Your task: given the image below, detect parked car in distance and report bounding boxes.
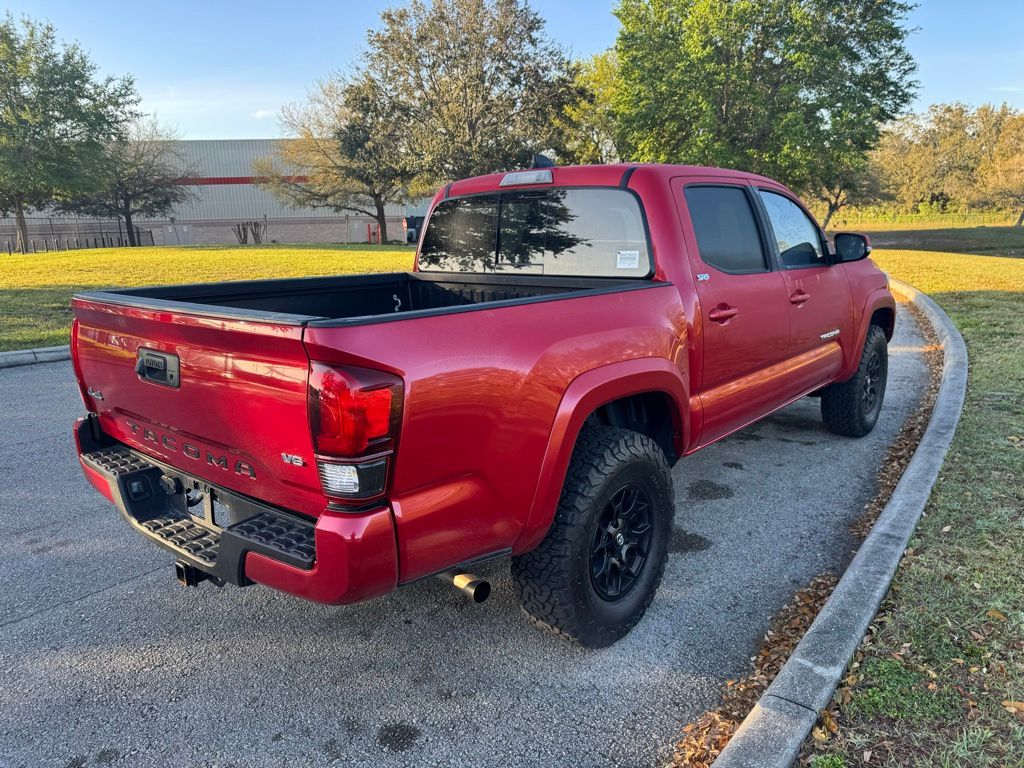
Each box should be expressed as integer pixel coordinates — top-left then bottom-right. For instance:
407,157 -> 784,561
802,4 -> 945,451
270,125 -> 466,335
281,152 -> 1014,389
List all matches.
404,215 -> 425,244
71,162 -> 893,647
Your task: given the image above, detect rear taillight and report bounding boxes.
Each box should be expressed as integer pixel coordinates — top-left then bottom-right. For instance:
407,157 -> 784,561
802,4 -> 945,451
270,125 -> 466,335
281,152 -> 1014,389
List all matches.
307,363 -> 403,504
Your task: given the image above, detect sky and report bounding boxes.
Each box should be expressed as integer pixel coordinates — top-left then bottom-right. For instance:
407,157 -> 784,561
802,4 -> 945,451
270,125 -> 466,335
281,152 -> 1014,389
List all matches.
8,0 -> 1024,140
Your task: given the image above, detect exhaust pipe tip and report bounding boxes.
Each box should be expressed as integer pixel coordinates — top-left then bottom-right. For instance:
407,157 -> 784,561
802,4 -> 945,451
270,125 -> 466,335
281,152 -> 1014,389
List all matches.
439,571 -> 491,603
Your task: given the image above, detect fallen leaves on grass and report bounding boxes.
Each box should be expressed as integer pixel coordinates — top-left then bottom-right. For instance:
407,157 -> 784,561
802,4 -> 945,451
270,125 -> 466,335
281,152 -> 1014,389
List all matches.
669,574 -> 839,767
796,299 -> 952,766
1002,701 -> 1024,722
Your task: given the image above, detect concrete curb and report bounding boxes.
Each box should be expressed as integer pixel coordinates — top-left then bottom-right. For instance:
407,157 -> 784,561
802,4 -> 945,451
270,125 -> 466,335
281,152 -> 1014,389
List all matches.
0,345 -> 71,369
713,280 -> 968,768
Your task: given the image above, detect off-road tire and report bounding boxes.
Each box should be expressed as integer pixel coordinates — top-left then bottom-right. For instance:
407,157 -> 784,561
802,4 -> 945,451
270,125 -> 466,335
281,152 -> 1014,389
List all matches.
511,426 -> 673,648
821,324 -> 889,437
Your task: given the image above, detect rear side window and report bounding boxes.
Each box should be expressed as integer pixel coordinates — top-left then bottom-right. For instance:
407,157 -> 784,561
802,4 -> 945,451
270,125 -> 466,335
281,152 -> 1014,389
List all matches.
417,196 -> 497,272
757,190 -> 825,268
684,186 -> 768,274
419,188 -> 651,277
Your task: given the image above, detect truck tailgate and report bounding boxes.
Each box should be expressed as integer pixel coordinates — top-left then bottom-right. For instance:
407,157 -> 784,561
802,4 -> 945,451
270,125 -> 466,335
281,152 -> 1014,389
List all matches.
72,296 -> 326,518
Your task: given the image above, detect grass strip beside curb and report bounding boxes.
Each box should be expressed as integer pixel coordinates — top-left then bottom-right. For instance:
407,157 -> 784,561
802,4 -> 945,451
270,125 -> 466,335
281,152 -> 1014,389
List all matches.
707,282 -> 967,768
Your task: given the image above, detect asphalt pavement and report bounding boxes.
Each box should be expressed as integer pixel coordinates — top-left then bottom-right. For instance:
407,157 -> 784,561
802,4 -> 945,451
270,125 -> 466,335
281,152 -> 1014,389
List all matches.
0,304 -> 927,768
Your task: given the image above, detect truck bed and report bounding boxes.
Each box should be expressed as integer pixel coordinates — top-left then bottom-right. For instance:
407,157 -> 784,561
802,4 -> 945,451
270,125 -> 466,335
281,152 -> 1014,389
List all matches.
78,272 -> 651,327
71,270 -> 666,521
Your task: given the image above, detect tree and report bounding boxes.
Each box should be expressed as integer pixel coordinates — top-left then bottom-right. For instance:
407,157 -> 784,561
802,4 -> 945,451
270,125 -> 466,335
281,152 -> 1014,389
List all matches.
613,0 -> 916,200
361,0 -> 576,186
869,116 -> 928,210
255,76 -> 415,243
811,155 -> 882,229
870,103 -> 1017,213
555,51 -> 622,165
978,113 -> 1024,226
0,16 -> 137,252
59,117 -> 198,245
883,105 -> 986,210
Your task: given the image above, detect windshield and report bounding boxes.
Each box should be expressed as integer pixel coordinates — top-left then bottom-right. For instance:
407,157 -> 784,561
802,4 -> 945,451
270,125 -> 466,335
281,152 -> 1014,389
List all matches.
418,188 -> 652,277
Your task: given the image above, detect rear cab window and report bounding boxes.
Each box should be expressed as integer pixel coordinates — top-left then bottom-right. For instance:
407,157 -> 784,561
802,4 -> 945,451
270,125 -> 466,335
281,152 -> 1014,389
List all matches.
683,186 -> 769,274
418,188 -> 652,277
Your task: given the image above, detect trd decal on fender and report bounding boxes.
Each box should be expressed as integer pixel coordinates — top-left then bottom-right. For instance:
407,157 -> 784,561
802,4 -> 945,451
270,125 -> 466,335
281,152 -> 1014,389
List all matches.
124,419 -> 256,478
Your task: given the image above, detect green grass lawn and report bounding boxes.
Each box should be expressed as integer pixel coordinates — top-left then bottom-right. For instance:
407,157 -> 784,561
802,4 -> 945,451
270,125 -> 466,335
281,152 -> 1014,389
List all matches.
0,243 -> 415,351
827,210 -> 1017,231
811,230 -> 1024,766
856,226 -> 1024,258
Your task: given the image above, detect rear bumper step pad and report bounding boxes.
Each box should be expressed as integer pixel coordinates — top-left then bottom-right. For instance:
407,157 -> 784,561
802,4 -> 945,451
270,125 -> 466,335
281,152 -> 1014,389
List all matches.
79,433 -> 315,586
140,516 -> 220,567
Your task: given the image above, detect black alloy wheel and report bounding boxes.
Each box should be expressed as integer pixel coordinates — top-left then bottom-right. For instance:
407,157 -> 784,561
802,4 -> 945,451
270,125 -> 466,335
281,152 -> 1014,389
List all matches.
590,483 -> 654,601
512,426 -> 673,647
821,324 -> 889,437
862,347 -> 883,415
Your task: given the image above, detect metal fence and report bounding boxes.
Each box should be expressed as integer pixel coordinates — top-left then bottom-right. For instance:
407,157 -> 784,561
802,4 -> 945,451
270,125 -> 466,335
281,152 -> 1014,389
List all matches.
0,216 -> 155,254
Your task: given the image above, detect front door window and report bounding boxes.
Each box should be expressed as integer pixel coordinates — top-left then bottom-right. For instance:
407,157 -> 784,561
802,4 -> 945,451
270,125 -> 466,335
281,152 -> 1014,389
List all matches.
757,190 -> 826,269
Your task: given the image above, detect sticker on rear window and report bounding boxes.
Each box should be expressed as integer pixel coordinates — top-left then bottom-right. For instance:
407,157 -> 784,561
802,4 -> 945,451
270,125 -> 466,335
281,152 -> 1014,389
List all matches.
616,250 -> 640,269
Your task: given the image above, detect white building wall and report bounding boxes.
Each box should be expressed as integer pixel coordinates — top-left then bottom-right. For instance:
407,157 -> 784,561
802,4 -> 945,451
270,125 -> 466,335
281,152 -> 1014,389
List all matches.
151,216 -> 407,246
141,139 -> 413,245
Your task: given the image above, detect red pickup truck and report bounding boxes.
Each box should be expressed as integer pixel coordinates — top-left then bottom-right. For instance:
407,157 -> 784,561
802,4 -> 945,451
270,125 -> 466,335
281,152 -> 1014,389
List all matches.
72,163 -> 894,647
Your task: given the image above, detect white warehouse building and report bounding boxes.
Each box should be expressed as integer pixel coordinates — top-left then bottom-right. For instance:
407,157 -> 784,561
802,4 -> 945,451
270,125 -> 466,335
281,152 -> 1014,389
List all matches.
143,139 -> 421,246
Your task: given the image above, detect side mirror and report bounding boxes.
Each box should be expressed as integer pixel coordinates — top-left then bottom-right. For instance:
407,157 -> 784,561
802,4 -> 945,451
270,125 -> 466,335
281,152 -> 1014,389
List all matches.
833,232 -> 872,262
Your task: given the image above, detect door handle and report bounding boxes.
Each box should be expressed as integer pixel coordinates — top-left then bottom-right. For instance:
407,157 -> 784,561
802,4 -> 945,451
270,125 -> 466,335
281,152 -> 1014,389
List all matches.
708,305 -> 739,323
790,290 -> 811,304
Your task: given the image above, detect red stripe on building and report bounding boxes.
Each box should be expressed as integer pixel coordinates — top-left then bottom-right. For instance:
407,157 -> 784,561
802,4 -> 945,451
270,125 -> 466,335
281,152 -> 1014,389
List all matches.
178,176 -> 309,186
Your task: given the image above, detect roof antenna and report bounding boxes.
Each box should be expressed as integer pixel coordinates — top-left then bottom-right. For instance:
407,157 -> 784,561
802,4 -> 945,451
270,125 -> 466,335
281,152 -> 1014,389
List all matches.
531,154 -> 555,169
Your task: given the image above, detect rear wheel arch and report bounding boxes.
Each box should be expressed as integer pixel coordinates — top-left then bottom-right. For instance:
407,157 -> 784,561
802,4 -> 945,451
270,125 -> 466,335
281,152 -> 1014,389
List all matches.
584,391 -> 680,465
513,359 -> 689,556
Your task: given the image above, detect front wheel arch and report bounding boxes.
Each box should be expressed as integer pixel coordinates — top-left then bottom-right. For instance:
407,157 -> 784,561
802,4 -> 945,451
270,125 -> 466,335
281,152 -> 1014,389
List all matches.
871,306 -> 895,341
843,288 -> 896,379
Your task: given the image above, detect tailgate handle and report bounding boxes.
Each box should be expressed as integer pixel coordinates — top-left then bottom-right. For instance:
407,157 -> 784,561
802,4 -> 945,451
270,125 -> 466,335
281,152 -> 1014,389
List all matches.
135,348 -> 180,388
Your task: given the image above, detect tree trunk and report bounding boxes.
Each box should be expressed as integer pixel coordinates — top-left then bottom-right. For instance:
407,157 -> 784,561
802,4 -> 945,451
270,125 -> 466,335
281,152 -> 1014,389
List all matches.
14,198 -> 29,254
821,201 -> 840,231
124,207 -> 137,246
374,199 -> 388,244
1015,208 -> 1024,227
